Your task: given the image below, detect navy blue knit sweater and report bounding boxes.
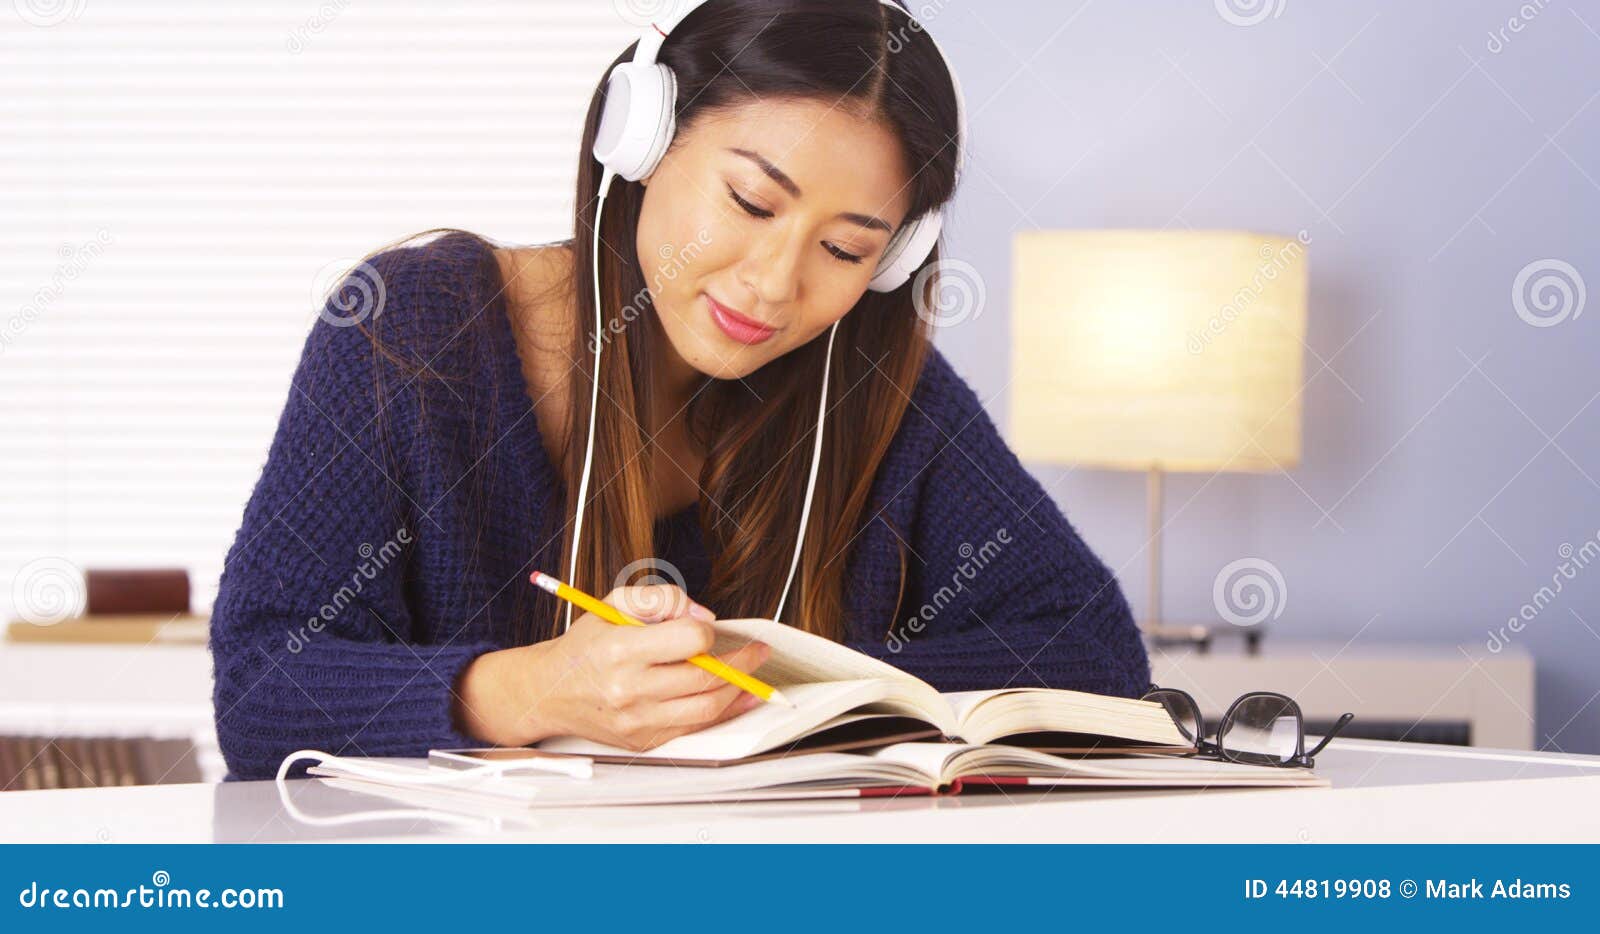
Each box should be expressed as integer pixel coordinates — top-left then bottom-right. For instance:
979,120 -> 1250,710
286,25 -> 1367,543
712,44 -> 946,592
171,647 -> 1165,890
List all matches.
210,231 -> 1150,781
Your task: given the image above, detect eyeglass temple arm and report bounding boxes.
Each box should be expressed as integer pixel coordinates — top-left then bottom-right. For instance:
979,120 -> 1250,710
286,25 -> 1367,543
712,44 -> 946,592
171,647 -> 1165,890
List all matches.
1304,712 -> 1355,758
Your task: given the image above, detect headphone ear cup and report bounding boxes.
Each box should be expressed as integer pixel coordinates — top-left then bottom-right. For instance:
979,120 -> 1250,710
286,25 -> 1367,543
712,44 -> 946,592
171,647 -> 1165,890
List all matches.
592,62 -> 679,182
867,210 -> 943,293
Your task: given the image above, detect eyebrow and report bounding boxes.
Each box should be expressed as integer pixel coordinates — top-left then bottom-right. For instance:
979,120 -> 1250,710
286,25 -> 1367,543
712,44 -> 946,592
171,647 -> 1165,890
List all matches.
726,147 -> 893,233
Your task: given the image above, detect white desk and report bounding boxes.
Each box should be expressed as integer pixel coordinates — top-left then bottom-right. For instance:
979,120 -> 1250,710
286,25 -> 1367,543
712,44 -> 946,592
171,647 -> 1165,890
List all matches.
2,739 -> 1598,843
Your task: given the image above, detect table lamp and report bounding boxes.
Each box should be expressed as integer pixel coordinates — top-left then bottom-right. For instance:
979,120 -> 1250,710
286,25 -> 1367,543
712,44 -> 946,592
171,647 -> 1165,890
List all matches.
1008,229 -> 1309,641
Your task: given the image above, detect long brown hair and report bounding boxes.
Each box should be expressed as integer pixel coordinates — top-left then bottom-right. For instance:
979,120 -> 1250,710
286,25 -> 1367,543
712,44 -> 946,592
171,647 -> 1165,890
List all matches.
354,0 -> 961,646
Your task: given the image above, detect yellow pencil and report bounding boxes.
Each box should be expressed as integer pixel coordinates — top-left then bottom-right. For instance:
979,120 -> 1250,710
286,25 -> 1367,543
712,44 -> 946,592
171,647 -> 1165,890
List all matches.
530,571 -> 793,708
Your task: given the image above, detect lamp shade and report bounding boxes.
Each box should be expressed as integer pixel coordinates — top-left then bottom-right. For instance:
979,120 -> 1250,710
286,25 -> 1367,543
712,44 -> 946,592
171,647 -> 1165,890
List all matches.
1009,229 -> 1309,473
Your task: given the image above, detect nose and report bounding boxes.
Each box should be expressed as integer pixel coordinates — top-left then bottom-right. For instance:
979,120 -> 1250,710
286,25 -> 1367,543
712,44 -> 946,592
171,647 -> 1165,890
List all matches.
736,226 -> 802,308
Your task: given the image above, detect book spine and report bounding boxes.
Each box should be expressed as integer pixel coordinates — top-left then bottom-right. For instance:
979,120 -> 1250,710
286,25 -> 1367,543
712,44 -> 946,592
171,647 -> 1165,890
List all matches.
857,785 -> 939,798
949,776 -> 1030,795
85,568 -> 190,615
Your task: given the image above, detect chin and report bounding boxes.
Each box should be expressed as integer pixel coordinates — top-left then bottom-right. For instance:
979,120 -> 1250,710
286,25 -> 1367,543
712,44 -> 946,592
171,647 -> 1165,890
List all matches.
692,344 -> 768,380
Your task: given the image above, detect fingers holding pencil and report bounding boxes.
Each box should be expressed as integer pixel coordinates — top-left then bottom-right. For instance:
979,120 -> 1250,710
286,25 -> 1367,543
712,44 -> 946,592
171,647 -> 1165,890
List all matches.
533,570 -> 794,709
638,641 -> 773,698
452,574 -> 785,752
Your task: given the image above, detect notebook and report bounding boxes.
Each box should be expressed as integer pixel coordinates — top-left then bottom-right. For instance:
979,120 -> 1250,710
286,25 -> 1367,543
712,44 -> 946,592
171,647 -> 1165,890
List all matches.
304,743 -> 1326,811
533,616 -> 1193,765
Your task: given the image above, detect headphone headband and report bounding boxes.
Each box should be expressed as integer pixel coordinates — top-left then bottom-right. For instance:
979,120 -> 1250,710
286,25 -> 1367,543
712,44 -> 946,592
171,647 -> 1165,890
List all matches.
592,0 -> 965,292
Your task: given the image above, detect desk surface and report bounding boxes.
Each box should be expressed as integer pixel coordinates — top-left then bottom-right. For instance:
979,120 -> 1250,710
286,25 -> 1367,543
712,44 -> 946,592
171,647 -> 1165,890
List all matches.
4,739 -> 1600,843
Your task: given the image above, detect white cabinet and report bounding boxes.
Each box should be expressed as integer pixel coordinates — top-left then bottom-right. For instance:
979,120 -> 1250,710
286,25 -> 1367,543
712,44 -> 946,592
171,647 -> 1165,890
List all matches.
1150,641 -> 1536,750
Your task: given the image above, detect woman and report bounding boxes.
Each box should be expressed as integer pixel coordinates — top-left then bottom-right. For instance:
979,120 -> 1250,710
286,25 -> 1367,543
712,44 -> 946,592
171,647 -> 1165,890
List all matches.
211,0 -> 1149,781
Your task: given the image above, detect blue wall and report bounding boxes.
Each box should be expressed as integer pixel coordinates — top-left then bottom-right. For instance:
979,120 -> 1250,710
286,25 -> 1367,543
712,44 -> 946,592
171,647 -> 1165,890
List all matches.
933,0 -> 1599,751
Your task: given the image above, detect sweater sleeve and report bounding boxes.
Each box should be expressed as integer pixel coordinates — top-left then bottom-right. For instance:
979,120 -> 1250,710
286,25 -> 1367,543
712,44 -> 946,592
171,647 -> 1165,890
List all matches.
209,253 -> 497,781
875,348 -> 1152,698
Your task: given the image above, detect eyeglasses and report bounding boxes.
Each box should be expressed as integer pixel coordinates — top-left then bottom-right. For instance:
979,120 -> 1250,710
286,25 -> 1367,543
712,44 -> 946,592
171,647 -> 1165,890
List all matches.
1141,686 -> 1354,769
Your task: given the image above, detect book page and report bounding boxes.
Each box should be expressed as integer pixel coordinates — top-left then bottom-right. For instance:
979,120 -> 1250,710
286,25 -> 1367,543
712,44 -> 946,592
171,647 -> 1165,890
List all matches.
710,617 -> 925,688
868,742 -> 976,786
948,746 -> 1325,786
946,688 -> 1189,747
313,751 -> 931,809
944,690 -> 1007,722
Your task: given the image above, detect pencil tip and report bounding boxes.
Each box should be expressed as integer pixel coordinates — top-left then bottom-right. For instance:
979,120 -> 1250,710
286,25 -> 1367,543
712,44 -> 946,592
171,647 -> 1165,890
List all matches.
769,688 -> 797,709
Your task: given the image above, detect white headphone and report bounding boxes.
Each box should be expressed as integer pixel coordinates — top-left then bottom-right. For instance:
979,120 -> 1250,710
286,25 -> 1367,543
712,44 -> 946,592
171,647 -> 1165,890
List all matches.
566,0 -> 966,630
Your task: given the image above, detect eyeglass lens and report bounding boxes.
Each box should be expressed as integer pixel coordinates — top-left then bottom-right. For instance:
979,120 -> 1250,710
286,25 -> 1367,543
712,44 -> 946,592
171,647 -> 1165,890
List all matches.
1218,694 -> 1301,764
1147,689 -> 1203,746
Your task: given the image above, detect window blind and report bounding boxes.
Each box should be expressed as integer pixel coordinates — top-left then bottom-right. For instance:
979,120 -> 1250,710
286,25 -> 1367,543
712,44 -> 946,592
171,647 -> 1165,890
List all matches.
0,1 -> 633,618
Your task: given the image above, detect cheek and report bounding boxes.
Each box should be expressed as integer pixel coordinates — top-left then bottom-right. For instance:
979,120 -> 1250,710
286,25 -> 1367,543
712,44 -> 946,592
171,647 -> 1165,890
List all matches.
814,277 -> 866,324
779,291 -> 860,354
638,187 -> 732,294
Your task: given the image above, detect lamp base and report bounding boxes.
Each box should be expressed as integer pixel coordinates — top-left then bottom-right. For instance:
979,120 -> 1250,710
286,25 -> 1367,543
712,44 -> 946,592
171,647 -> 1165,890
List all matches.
1139,465 -> 1165,637
1144,623 -> 1266,656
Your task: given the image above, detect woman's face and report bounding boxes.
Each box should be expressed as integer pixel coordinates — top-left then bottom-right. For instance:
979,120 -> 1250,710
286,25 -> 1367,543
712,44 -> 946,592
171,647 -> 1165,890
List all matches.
634,97 -> 914,380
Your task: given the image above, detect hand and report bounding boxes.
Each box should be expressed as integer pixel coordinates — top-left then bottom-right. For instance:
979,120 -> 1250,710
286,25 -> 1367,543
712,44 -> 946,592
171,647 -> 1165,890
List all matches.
453,584 -> 771,750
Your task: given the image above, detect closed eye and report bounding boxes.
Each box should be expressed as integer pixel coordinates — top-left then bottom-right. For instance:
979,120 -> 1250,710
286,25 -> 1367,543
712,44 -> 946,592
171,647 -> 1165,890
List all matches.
727,186 -> 772,219
824,243 -> 864,264
727,186 -> 866,266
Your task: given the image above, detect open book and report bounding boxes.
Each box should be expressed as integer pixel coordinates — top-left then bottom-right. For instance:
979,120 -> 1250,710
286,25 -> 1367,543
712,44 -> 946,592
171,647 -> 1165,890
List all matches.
535,617 -> 1192,764
306,742 -> 1324,812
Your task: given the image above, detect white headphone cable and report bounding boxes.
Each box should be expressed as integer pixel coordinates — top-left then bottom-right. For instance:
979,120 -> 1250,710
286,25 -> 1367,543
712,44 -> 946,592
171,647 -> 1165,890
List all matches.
772,318 -> 839,624
564,168 -> 616,633
273,749 -> 591,830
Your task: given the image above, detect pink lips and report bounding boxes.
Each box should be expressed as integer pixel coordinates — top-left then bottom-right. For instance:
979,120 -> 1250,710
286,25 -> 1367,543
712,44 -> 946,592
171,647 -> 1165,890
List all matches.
706,295 -> 778,345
